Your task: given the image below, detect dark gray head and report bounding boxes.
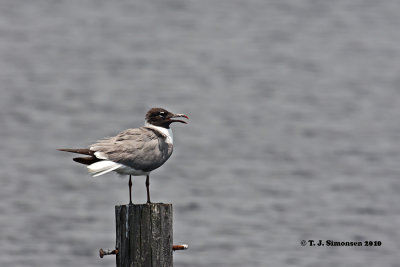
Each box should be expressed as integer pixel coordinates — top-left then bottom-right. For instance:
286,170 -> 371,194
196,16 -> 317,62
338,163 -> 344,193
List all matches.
145,108 -> 189,129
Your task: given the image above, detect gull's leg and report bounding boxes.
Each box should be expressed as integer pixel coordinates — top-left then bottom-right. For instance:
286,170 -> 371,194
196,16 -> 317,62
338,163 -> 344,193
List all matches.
129,175 -> 133,205
146,175 -> 151,204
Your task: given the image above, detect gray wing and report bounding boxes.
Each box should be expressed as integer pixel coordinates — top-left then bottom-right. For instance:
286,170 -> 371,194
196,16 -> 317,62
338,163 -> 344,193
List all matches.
89,127 -> 173,172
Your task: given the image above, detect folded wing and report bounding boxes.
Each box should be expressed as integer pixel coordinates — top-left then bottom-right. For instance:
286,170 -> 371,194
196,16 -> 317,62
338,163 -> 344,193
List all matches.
89,127 -> 173,174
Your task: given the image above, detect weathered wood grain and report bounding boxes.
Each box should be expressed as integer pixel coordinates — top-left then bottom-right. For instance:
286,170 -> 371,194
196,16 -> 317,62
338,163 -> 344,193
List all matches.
115,203 -> 173,267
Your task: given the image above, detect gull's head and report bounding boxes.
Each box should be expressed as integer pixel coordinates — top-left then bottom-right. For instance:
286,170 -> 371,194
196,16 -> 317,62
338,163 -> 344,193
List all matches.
146,108 -> 189,129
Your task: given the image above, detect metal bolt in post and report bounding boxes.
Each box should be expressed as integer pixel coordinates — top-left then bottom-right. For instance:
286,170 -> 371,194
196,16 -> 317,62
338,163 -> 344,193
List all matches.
99,248 -> 118,258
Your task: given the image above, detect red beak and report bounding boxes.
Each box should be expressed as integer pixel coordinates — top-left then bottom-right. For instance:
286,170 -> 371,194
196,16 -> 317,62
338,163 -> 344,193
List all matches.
169,113 -> 189,124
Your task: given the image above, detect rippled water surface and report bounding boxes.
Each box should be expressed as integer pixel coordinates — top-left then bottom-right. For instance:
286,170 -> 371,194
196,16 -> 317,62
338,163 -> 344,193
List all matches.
1,1 -> 400,266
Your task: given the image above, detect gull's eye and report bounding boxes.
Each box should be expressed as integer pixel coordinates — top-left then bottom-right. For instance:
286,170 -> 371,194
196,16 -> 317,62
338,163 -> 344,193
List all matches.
159,111 -> 166,117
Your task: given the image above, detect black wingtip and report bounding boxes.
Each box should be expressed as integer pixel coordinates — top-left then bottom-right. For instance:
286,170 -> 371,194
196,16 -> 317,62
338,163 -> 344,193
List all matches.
73,157 -> 100,165
57,148 -> 95,156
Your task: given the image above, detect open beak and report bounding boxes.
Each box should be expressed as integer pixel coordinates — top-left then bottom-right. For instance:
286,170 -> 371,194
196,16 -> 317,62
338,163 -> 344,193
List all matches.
169,113 -> 189,124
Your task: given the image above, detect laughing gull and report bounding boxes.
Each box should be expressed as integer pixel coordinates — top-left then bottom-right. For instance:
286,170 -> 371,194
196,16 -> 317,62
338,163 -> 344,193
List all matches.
58,107 -> 189,204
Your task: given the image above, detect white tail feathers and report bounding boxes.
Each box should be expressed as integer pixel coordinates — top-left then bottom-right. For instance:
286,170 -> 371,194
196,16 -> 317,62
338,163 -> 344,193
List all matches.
88,160 -> 122,177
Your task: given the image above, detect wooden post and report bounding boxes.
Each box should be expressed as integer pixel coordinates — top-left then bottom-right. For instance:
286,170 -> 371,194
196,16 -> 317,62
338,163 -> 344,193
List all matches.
115,203 -> 173,267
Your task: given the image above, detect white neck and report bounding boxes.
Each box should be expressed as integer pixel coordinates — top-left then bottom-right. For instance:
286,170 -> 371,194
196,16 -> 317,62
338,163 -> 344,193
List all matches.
145,122 -> 173,144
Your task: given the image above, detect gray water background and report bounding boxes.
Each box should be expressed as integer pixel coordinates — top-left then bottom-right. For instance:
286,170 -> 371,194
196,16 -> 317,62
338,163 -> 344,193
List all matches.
1,0 -> 400,266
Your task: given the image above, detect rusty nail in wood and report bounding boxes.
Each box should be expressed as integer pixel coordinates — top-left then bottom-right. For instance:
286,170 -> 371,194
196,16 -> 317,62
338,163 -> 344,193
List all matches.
173,244 -> 189,251
99,248 -> 118,258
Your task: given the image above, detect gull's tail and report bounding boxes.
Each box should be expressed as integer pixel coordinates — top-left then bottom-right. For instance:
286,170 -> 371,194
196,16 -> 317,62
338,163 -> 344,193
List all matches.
87,160 -> 122,177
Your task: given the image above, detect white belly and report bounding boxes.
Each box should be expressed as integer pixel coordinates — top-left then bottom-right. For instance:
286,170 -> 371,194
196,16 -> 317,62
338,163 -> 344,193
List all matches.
115,164 -> 150,176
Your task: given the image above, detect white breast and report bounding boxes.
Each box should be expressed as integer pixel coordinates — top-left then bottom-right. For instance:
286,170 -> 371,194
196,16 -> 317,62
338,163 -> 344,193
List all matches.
144,122 -> 173,144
